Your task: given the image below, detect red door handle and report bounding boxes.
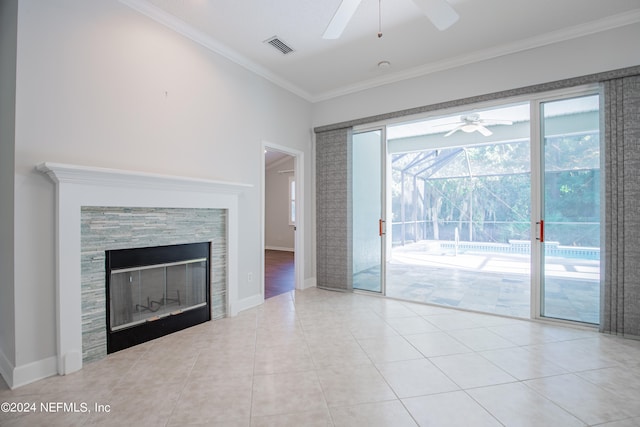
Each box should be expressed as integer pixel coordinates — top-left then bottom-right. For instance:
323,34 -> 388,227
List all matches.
536,220 -> 544,242
379,219 -> 385,236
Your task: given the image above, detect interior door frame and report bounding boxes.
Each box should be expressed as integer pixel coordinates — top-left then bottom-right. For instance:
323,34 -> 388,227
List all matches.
261,141 -> 305,299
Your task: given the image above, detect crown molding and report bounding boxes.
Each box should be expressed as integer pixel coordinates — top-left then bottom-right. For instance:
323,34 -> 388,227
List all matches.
118,0 -> 314,102
311,9 -> 640,102
118,1 -> 640,104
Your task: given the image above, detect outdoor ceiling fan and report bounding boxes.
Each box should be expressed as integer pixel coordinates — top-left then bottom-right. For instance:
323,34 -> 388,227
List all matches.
323,0 -> 459,39
442,114 -> 513,137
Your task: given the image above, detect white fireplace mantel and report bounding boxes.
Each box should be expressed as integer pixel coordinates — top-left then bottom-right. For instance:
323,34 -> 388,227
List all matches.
37,162 -> 252,194
37,162 -> 251,376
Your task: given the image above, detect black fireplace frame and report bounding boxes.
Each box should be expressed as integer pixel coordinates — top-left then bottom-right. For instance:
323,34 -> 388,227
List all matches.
105,242 -> 211,353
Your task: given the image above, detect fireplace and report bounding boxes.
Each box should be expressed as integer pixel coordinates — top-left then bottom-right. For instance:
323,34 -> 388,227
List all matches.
37,162 -> 248,377
106,242 -> 211,353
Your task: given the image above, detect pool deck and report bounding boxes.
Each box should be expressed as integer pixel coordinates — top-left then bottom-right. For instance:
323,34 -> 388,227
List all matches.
354,241 -> 600,323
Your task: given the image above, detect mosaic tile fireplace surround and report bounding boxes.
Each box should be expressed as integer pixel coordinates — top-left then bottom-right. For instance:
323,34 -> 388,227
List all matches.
82,207 -> 226,361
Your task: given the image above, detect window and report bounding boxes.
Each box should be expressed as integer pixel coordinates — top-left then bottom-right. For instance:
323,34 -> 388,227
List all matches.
289,176 -> 296,225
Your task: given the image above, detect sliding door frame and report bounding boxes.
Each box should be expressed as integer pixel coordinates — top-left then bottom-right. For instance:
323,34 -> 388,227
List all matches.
351,83 -> 602,326
352,125 -> 388,295
530,84 -> 602,324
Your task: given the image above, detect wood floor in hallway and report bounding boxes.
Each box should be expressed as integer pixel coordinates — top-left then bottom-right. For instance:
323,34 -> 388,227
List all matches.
265,249 -> 294,299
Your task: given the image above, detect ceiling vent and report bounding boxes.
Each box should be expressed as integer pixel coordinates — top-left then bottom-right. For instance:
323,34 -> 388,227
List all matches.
264,36 -> 294,55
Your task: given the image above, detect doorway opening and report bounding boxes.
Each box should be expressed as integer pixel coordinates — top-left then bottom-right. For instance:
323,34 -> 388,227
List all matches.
263,144 -> 304,300
386,102 -> 533,318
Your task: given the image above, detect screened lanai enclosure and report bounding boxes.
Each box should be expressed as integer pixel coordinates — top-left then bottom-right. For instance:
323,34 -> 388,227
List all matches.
353,96 -> 601,323
391,141 -> 532,247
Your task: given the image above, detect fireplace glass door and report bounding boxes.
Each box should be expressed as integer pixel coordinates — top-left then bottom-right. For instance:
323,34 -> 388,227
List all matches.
106,241 -> 211,353
109,259 -> 207,331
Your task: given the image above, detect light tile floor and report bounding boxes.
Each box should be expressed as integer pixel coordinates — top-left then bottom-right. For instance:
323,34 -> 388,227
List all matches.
2,288 -> 640,426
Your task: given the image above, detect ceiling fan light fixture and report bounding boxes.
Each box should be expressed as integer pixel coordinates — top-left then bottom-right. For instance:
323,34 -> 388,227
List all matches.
441,112 -> 508,137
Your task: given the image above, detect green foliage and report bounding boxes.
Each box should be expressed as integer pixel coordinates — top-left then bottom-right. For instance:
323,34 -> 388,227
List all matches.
392,133 -> 600,246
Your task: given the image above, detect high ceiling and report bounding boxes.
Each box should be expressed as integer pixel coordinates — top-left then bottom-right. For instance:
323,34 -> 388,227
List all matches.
122,0 -> 640,102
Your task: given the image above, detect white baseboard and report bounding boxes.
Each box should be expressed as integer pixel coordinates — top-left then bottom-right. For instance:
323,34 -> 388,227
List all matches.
5,355 -> 58,389
234,293 -> 264,314
301,277 -> 317,290
265,246 -> 294,252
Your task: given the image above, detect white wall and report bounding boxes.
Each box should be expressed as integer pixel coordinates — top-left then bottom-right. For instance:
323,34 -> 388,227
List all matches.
265,156 -> 295,251
0,0 -> 18,383
312,23 -> 640,127
8,0 -> 312,386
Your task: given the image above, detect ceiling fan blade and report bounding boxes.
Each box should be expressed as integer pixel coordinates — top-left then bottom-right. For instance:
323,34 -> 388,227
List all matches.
481,119 -> 513,125
477,125 -> 493,136
444,126 -> 461,137
411,0 -> 459,31
432,120 -> 463,128
323,0 -> 362,39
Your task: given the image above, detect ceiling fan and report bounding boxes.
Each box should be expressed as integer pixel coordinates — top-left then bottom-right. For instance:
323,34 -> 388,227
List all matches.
323,0 -> 459,39
442,114 -> 514,137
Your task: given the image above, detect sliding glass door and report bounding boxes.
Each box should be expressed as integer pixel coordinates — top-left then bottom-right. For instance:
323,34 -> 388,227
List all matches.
352,129 -> 385,293
538,94 -> 601,323
350,90 -> 602,325
344,92 -> 601,324
385,103 -> 532,317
